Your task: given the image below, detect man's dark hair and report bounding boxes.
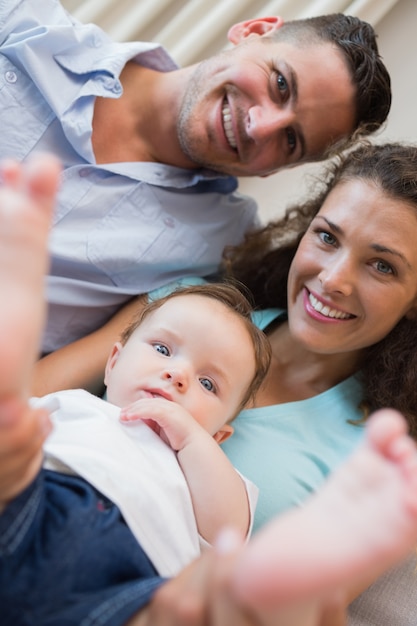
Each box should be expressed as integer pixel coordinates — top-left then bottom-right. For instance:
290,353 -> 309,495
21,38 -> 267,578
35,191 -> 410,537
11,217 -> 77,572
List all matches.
271,14 -> 391,152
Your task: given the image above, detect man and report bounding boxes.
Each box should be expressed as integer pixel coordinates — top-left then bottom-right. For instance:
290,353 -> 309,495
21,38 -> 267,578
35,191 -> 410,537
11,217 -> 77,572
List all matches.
0,1 -> 391,355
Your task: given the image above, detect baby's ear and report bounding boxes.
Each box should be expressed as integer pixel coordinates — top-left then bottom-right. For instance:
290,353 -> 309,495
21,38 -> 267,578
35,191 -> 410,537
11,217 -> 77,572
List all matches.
104,342 -> 123,385
213,424 -> 234,445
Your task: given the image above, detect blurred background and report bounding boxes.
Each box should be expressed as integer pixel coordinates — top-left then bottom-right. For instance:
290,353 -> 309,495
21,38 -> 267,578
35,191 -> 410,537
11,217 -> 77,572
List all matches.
61,0 -> 417,222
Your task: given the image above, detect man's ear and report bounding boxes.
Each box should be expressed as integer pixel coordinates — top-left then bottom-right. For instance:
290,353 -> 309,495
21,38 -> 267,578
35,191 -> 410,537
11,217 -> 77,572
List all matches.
104,342 -> 123,386
228,16 -> 284,45
213,424 -> 234,445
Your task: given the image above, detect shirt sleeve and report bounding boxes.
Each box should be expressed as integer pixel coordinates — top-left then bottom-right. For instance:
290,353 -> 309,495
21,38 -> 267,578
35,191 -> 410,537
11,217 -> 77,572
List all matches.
0,0 -> 75,44
198,470 -> 259,552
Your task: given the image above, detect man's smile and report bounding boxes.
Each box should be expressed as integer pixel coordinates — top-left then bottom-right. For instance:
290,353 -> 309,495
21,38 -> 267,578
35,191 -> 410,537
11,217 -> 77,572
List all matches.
222,100 -> 237,149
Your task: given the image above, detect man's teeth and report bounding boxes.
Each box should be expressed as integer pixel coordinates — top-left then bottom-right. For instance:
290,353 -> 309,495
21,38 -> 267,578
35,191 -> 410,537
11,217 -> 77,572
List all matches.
309,293 -> 352,319
222,103 -> 236,149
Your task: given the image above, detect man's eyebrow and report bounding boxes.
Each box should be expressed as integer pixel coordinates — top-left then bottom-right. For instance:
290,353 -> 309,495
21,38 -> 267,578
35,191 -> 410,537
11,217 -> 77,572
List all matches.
285,63 -> 306,158
287,64 -> 298,102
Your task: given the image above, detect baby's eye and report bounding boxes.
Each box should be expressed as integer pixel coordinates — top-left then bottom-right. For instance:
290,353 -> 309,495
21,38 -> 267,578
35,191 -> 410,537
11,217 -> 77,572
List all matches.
200,378 -> 215,393
153,343 -> 170,356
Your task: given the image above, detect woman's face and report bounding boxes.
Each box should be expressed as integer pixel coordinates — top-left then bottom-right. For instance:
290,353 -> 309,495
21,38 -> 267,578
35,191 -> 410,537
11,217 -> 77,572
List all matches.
287,178 -> 417,356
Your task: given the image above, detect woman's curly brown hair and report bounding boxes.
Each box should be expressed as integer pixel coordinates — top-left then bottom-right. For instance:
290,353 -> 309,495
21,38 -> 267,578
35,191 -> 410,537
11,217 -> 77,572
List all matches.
223,141 -> 417,438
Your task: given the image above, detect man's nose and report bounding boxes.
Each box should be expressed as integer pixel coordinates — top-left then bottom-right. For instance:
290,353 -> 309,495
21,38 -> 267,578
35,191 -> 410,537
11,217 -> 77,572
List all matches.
246,104 -> 296,142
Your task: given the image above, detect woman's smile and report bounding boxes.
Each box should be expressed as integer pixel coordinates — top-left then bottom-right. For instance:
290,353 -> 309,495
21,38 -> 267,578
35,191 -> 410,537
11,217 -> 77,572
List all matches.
304,288 -> 355,322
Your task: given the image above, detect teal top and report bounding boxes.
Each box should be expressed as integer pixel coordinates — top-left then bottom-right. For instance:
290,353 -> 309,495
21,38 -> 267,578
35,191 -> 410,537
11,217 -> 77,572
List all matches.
150,279 -> 365,533
221,374 -> 363,532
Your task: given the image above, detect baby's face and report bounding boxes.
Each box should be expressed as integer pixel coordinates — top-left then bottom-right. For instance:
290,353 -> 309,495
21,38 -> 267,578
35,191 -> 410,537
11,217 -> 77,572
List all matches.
104,294 -> 256,434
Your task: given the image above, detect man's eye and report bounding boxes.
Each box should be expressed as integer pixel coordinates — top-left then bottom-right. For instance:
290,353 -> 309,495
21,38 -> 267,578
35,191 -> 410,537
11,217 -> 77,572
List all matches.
277,72 -> 288,92
287,128 -> 296,152
200,378 -> 215,392
153,343 -> 170,356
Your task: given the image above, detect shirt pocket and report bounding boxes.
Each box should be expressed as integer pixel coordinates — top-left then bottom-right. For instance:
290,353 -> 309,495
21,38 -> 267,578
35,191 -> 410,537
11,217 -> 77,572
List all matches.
86,182 -> 209,290
0,59 -> 54,160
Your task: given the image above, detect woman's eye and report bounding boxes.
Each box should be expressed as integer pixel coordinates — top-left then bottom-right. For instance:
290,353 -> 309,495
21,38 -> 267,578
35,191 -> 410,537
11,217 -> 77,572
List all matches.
319,231 -> 337,246
375,260 -> 394,275
153,343 -> 170,356
200,378 -> 215,393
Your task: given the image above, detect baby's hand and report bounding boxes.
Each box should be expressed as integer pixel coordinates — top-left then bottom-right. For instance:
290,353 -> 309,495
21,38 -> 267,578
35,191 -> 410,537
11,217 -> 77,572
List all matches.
119,397 -> 205,451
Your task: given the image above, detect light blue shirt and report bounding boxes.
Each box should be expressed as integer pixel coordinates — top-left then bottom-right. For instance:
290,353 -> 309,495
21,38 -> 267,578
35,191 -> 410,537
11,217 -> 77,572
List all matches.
0,0 -> 259,352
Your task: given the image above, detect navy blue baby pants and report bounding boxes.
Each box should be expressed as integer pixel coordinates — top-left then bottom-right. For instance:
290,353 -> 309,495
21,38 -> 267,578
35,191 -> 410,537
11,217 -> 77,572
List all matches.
0,470 -> 166,626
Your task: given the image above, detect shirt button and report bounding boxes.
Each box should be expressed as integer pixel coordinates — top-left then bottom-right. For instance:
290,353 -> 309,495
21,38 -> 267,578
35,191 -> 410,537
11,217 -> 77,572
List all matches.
5,70 -> 17,84
164,217 -> 176,228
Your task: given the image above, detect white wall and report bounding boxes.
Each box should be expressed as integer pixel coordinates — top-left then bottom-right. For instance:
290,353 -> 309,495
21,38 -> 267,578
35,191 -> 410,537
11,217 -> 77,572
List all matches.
376,0 -> 417,143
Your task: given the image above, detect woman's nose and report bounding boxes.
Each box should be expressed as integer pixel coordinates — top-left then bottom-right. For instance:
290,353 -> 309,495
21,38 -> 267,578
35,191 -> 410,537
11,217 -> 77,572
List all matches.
318,260 -> 354,296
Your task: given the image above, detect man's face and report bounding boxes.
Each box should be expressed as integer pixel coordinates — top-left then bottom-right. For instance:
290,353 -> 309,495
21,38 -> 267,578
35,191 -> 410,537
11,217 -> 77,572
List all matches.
177,38 -> 356,177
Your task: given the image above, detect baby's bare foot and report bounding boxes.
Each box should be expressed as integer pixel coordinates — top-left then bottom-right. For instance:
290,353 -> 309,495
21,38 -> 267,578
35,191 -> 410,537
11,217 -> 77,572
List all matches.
233,409 -> 417,609
0,154 -> 60,399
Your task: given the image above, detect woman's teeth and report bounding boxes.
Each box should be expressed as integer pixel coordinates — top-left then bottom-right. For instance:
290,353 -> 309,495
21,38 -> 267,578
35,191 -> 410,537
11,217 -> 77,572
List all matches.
309,293 -> 352,319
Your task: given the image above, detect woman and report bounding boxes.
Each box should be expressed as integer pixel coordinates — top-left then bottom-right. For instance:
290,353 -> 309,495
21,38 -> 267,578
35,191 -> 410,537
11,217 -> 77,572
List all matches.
30,142 -> 417,624
220,141 -> 417,529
